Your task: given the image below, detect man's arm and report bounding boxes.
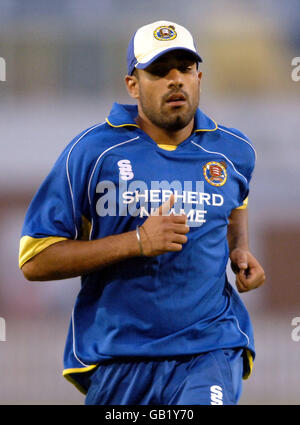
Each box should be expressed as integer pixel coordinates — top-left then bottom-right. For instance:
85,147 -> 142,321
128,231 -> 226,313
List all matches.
227,208 -> 265,293
21,231 -> 141,281
21,195 -> 189,281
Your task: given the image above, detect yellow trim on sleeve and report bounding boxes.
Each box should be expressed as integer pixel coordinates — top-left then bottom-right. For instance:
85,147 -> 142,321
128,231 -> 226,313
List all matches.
19,235 -> 68,268
63,365 -> 98,395
242,348 -> 254,380
236,197 -> 248,210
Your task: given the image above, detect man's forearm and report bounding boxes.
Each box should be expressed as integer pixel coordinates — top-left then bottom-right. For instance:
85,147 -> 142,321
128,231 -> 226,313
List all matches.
227,208 -> 249,253
21,230 -> 140,281
227,207 -> 266,292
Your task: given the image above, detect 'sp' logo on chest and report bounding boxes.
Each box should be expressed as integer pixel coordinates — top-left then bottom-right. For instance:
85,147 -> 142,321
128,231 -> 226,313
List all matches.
117,159 -> 134,181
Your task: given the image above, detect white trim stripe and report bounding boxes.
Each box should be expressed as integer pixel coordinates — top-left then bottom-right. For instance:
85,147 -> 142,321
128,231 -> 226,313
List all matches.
87,136 -> 140,206
71,308 -> 90,367
66,122 -> 106,240
225,287 -> 250,347
218,127 -> 257,161
234,317 -> 250,346
190,140 -> 248,184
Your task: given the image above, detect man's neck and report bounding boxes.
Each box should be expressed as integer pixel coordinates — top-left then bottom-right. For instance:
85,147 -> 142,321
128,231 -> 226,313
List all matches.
136,114 -> 194,146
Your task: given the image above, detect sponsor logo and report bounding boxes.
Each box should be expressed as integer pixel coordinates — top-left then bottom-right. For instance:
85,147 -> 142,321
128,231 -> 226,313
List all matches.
118,159 -> 134,181
210,385 -> 223,405
154,25 -> 177,41
203,161 -> 227,187
95,179 -> 224,227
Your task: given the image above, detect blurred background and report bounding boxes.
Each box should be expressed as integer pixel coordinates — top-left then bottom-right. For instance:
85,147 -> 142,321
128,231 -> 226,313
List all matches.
0,0 -> 299,405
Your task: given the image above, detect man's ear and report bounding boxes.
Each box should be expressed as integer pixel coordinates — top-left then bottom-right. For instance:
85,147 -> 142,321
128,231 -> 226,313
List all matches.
197,71 -> 202,91
125,74 -> 139,99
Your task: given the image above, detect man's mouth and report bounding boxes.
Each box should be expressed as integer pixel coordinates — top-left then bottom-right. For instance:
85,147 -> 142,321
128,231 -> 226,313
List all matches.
165,92 -> 187,106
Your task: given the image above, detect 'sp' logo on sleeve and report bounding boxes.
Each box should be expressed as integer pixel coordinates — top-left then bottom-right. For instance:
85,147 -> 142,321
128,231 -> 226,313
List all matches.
210,385 -> 223,405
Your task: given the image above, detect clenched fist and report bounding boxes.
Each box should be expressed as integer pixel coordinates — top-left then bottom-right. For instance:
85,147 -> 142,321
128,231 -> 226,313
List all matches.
230,248 -> 266,293
139,194 -> 190,256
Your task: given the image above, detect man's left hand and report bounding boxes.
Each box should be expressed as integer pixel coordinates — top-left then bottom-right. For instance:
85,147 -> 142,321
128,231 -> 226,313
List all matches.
230,248 -> 266,293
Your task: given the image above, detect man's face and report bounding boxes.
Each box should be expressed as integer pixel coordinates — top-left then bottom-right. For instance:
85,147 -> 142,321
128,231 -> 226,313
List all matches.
130,50 -> 202,132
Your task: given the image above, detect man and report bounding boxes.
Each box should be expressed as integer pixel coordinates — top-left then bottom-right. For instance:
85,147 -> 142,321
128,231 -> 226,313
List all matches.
19,20 -> 265,405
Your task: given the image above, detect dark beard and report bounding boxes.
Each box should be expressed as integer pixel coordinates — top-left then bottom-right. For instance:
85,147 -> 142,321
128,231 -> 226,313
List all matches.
154,112 -> 193,132
139,91 -> 198,132
142,104 -> 197,132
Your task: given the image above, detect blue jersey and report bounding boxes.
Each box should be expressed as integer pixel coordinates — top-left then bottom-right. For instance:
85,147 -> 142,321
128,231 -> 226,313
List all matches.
19,103 -> 256,394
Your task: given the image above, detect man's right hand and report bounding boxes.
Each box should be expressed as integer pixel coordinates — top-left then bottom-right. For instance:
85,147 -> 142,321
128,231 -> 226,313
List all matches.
139,194 -> 190,256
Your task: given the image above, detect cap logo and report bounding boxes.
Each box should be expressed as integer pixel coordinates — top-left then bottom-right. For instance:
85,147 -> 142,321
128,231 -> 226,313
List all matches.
203,161 -> 227,187
154,25 -> 177,41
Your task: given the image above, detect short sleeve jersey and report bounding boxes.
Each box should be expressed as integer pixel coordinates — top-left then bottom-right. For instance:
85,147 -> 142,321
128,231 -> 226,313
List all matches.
19,103 -> 256,394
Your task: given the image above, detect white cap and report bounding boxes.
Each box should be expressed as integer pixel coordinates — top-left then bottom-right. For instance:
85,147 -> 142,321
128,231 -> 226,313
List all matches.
127,20 -> 202,75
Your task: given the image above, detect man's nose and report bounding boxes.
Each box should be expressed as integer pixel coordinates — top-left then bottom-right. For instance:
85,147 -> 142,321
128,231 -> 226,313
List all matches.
166,68 -> 183,89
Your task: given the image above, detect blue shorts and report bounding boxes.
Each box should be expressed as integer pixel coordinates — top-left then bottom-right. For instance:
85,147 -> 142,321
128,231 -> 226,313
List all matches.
84,348 -> 244,405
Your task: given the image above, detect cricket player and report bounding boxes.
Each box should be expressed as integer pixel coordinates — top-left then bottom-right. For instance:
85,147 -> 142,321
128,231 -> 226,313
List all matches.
19,20 -> 265,405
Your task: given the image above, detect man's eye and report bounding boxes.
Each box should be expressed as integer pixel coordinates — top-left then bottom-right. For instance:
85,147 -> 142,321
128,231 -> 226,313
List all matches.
147,63 -> 194,77
151,67 -> 169,77
180,65 -> 192,72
